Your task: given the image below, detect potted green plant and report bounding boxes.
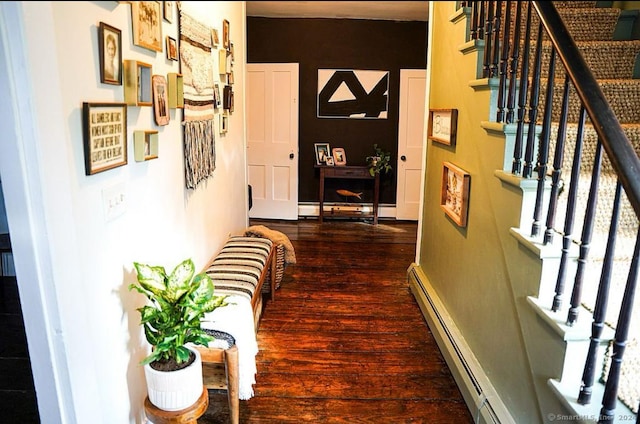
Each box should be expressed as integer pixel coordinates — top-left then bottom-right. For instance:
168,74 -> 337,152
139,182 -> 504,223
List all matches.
129,258 -> 228,411
366,144 -> 393,177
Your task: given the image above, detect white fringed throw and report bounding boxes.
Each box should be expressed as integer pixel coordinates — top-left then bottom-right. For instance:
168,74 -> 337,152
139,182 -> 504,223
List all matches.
201,295 -> 259,400
179,10 -> 216,189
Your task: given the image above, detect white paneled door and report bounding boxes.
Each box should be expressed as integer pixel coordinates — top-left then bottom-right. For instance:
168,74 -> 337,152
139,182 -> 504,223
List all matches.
396,69 -> 426,220
246,63 -> 299,219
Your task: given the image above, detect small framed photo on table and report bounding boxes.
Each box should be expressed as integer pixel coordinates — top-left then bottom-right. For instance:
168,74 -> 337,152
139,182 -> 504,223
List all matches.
82,102 -> 128,175
332,147 -> 346,165
314,143 -> 331,165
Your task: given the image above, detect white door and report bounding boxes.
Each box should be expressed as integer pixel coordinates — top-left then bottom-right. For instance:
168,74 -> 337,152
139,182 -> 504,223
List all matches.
396,69 -> 427,220
246,63 -> 299,219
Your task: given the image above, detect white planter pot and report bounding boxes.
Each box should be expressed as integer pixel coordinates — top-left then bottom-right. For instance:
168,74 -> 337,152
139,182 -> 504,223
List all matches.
144,346 -> 203,411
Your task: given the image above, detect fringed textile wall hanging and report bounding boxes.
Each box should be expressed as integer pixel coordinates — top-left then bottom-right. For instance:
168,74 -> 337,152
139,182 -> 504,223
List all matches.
179,10 -> 216,189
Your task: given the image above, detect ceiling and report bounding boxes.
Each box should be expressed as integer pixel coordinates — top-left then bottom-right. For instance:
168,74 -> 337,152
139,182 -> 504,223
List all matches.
245,1 -> 429,21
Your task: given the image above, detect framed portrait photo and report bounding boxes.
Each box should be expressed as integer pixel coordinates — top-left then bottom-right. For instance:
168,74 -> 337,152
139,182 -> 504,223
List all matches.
440,161 -> 470,227
98,22 -> 122,85
131,1 -> 163,53
223,19 -> 230,51
163,1 -> 174,23
82,102 -> 128,175
332,147 -> 346,166
211,28 -> 220,48
152,75 -> 170,126
314,143 -> 331,166
166,36 -> 178,61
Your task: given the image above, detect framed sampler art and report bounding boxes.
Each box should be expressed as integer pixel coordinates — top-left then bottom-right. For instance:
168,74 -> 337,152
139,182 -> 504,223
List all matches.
440,161 -> 470,227
131,1 -> 163,53
82,102 -> 128,175
428,108 -> 458,146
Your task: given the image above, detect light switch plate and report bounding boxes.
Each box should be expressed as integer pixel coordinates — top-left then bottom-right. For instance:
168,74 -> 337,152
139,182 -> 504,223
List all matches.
102,183 -> 126,222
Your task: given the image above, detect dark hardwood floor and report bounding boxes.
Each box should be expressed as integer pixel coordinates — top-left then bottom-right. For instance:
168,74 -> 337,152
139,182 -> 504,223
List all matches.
0,218 -> 472,423
202,218 -> 473,423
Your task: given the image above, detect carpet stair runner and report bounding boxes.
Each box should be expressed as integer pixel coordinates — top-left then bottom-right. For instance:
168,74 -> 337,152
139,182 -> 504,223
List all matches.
529,1 -> 640,414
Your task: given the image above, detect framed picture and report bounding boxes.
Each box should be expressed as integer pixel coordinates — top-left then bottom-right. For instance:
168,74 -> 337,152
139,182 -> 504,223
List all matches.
222,19 -> 230,51
428,108 -> 458,146
131,1 -> 163,53
163,1 -> 174,23
440,162 -> 470,227
82,102 -> 128,175
219,111 -> 229,134
332,148 -> 346,166
152,75 -> 170,126
166,36 -> 178,61
98,22 -> 122,85
214,83 -> 221,108
314,143 -> 331,166
211,28 -> 220,47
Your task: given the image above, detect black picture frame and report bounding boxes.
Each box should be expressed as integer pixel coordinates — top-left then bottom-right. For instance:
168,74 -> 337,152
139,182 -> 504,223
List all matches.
98,22 -> 122,85
82,102 -> 128,175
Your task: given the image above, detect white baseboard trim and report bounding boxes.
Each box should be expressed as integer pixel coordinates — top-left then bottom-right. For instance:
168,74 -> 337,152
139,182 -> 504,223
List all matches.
298,202 -> 397,219
408,264 -> 516,424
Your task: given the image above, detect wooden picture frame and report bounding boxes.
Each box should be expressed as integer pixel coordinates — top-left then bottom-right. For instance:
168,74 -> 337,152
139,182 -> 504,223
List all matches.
314,143 -> 330,166
163,1 -> 174,23
332,147 -> 346,166
211,28 -> 220,48
82,102 -> 128,175
98,22 -> 122,85
166,36 -> 178,61
222,19 -> 230,51
131,1 -> 163,53
440,162 -> 470,227
152,75 -> 170,126
428,108 -> 458,146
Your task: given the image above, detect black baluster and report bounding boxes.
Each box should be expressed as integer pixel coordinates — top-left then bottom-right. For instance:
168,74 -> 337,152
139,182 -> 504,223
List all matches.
478,1 -> 486,40
552,106 -> 586,312
496,0 -> 511,122
598,225 -> 640,422
531,45 -> 555,237
567,140 -> 603,324
483,2 -> 494,78
506,1 -> 522,124
578,180 -> 622,405
471,1 -> 479,40
512,2 -> 532,175
490,0 -> 502,78
544,75 -> 570,244
523,22 -> 544,179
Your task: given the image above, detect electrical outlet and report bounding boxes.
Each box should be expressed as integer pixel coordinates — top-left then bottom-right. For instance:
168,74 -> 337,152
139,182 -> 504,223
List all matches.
102,183 -> 127,222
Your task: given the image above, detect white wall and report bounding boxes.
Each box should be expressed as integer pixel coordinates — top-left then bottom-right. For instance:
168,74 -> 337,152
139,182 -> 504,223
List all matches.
0,1 -> 247,422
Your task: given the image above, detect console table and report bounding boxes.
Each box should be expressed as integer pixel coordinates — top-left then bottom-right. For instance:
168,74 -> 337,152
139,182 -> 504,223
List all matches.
316,165 -> 379,225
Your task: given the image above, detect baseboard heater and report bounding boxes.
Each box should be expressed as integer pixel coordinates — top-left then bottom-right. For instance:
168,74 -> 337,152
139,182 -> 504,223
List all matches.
408,264 -> 515,424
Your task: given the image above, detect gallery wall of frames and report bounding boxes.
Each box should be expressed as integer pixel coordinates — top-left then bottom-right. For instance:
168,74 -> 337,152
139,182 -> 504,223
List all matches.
86,1 -> 234,189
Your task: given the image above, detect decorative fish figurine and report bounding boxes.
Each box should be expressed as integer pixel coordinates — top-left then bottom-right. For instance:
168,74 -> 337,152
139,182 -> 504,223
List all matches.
336,189 -> 363,199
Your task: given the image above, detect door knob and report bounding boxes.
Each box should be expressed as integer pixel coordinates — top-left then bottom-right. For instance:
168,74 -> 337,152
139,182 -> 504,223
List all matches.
289,153 -> 295,159
401,155 -> 407,161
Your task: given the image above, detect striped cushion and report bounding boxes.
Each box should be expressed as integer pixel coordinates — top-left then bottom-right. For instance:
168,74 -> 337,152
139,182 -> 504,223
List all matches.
205,236 -> 273,301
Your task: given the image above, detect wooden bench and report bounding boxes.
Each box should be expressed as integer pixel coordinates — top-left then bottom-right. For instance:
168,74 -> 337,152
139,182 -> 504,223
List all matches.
194,235 -> 278,424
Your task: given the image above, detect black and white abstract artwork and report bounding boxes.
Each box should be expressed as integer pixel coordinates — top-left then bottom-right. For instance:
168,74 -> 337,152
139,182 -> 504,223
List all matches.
317,69 -> 389,119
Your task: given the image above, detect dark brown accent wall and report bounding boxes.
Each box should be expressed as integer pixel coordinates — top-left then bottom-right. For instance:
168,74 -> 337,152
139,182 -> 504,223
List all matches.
247,17 -> 427,205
